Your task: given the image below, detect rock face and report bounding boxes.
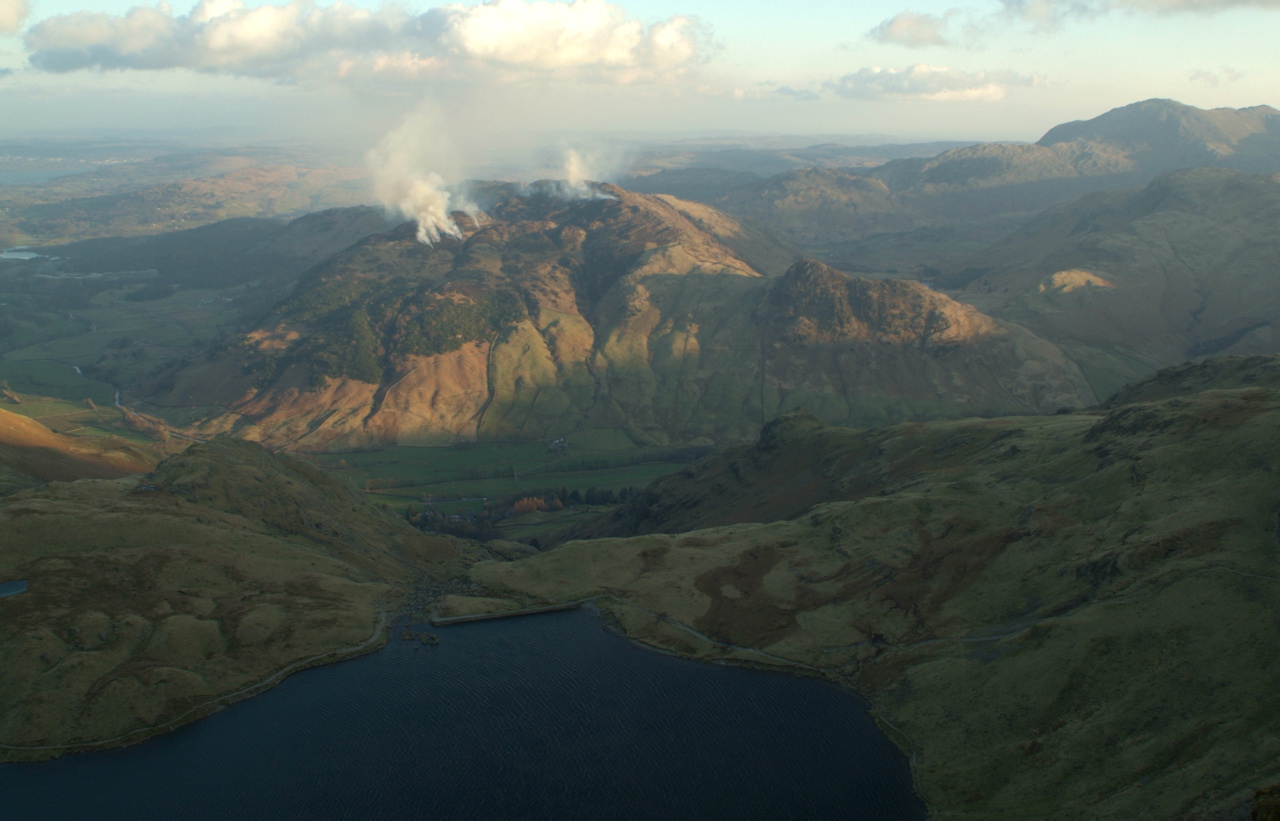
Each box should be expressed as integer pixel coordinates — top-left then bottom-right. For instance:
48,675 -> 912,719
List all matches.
961,167 -> 1280,397
145,188 -> 1093,450
0,438 -> 459,760
474,353 -> 1280,819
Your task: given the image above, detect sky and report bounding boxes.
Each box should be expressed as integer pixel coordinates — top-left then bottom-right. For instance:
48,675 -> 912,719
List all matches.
0,0 -> 1276,160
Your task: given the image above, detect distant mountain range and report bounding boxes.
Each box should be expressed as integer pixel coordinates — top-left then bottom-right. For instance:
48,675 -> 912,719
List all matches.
635,99 -> 1280,260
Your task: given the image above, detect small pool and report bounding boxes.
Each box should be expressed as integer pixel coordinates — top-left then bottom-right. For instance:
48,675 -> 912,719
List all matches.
0,580 -> 27,598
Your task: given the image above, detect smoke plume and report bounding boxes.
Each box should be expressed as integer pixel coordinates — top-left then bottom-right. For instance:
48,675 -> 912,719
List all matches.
366,106 -> 471,245
369,106 -> 623,245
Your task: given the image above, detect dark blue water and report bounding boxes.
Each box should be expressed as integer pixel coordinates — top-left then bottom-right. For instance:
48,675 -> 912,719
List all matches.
0,580 -> 27,597
0,609 -> 923,820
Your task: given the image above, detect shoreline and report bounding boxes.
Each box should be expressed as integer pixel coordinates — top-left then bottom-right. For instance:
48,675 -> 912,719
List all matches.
0,606 -> 391,763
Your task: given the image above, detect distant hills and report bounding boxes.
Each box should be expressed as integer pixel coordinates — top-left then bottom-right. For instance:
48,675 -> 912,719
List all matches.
959,166 -> 1280,396
474,353 -> 1280,818
138,188 -> 1091,450
0,151 -> 369,246
632,99 -> 1280,266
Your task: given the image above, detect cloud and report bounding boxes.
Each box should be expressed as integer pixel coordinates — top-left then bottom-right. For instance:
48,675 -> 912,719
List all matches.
867,12 -> 956,47
0,0 -> 27,35
776,85 -> 820,101
827,64 -> 1040,101
996,0 -> 1280,24
24,0 -> 704,83
1120,0 -> 1280,10
872,0 -> 1279,46
1189,66 -> 1244,85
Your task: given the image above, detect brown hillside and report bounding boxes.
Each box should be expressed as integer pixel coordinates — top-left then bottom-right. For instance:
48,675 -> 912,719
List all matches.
0,407 -> 154,484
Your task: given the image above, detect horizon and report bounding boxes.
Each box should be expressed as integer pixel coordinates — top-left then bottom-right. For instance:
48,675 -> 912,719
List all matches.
0,0 -> 1276,159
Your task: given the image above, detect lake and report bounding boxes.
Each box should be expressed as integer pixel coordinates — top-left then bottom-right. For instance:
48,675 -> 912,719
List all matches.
0,608 -> 924,820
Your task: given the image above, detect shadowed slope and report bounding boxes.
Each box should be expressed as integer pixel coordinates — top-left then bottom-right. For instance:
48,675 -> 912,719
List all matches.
963,167 -> 1280,396
474,354 -> 1280,818
0,438 -> 460,760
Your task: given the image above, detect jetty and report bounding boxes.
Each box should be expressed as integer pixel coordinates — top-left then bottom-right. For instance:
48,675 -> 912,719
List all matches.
429,601 -> 583,626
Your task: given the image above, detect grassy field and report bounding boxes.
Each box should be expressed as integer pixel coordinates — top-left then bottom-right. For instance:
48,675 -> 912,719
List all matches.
312,433 -> 701,517
0,359 -> 116,404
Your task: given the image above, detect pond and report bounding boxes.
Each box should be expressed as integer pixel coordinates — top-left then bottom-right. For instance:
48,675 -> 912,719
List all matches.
0,580 -> 27,598
0,608 -> 924,820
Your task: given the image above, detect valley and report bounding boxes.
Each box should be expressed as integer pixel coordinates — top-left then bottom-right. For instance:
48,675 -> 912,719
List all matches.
4,96 -> 1280,818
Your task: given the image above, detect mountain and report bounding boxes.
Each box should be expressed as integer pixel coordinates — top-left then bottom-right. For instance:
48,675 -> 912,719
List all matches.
139,188 -> 1092,451
957,166 -> 1280,397
0,437 -> 461,760
1038,98 -> 1280,172
473,353 -> 1280,819
702,100 -> 1280,263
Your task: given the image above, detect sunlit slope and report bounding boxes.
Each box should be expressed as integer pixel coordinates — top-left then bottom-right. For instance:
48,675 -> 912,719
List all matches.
0,438 -> 458,760
148,188 -> 1091,450
966,167 -> 1280,396
474,354 -> 1280,818
0,407 -> 154,490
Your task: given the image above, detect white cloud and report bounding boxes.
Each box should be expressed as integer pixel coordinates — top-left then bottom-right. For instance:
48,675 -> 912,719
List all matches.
867,12 -> 956,47
1189,66 -> 1243,85
997,0 -> 1280,23
827,64 -> 1040,101
872,0 -> 1280,47
1120,0 -> 1280,9
775,85 -> 820,101
0,0 -> 28,35
24,0 -> 703,83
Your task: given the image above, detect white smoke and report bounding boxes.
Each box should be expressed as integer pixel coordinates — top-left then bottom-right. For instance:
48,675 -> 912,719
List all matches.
369,106 -> 631,245
552,146 -> 614,198
367,106 -> 465,245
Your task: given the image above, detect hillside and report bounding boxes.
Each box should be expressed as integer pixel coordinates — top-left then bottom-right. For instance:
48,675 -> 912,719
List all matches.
472,354 -> 1280,819
0,438 -> 461,760
959,166 -> 1280,397
40,206 -> 396,290
140,188 -> 1092,451
0,406 -> 155,492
